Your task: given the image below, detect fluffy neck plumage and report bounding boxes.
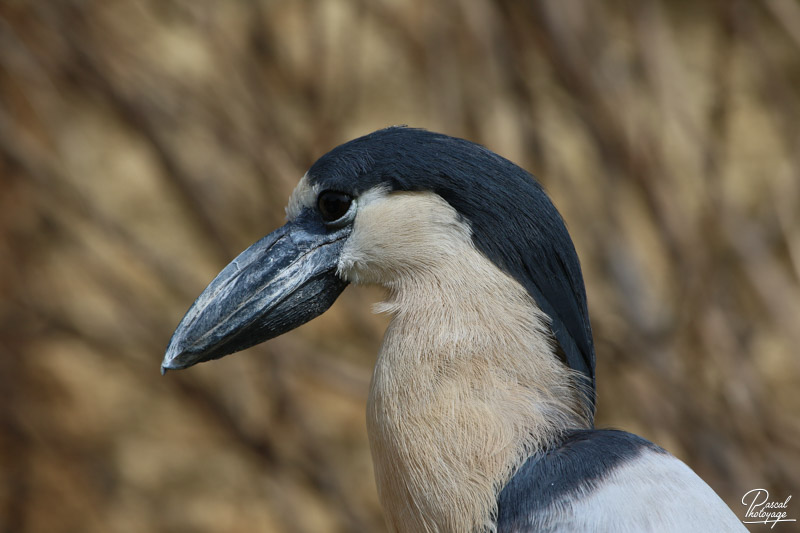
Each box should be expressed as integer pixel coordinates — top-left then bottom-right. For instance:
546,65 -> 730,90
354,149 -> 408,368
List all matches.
333,190 -> 591,532
366,257 -> 592,533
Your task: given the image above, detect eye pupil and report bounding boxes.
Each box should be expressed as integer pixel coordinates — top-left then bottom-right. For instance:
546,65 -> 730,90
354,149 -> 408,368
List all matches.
318,191 -> 352,223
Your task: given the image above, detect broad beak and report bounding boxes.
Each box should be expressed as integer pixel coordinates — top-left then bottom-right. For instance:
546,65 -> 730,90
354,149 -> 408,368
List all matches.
161,210 -> 350,373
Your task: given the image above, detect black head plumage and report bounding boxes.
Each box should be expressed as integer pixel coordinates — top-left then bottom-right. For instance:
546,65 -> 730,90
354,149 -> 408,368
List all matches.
308,126 -> 596,416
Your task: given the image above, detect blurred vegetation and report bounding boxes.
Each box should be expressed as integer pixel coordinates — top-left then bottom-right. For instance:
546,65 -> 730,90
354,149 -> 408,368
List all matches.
1,1 -> 799,531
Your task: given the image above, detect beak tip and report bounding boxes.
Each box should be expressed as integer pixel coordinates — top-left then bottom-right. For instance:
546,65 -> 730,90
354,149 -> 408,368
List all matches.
160,354 -> 189,374
161,340 -> 192,374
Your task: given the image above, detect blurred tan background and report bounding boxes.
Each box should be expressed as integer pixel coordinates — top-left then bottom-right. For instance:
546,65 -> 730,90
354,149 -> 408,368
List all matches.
1,1 -> 799,531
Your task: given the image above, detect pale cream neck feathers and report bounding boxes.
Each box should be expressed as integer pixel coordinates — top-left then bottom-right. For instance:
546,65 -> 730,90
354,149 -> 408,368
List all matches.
331,189 -> 591,533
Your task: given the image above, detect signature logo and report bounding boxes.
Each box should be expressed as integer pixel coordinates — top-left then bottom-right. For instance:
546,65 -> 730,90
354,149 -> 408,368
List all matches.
741,489 -> 796,529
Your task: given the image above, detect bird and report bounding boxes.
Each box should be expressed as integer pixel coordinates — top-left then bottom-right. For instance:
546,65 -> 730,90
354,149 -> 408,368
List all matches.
162,127 -> 746,532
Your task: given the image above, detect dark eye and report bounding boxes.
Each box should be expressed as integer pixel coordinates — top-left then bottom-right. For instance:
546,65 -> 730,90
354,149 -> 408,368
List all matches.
317,190 -> 353,223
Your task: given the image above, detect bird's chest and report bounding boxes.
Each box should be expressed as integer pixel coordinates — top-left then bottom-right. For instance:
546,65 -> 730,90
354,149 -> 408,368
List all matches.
365,331 -> 514,533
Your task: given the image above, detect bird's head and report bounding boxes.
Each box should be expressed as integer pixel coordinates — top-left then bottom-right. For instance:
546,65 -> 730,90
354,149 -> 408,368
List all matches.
162,127 -> 596,413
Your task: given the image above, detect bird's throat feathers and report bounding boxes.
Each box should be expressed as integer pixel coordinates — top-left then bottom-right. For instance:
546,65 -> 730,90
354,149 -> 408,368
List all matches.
345,192 -> 592,532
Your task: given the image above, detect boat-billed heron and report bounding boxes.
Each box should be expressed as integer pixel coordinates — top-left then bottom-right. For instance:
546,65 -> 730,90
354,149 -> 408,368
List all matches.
162,127 -> 745,532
